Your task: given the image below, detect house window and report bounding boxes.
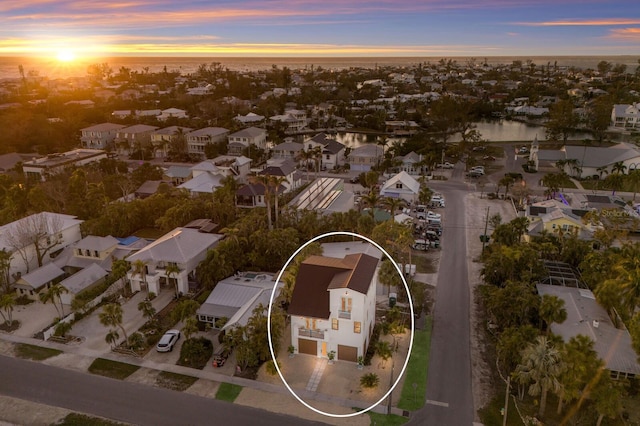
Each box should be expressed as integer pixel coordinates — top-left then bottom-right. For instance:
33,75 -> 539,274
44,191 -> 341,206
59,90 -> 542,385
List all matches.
94,250 -> 99,257
326,154 -> 330,160
332,318 -> 339,330
341,297 -> 352,312
85,249 -> 91,256
396,183 -> 403,189
354,322 -> 361,334
305,318 -> 317,329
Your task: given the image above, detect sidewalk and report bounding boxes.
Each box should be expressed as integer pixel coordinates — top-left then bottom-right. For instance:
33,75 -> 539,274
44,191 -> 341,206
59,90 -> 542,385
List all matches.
0,329 -> 406,425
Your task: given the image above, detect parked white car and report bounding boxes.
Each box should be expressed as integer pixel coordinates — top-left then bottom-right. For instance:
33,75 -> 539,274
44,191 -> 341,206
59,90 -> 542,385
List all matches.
156,329 -> 181,352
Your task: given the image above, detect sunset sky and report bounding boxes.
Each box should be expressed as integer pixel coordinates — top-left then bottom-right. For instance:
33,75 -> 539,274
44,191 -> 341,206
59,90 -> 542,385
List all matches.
1,0 -> 638,58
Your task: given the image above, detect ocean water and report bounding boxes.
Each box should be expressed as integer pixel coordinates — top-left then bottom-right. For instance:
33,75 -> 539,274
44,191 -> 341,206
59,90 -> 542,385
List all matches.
0,55 -> 638,80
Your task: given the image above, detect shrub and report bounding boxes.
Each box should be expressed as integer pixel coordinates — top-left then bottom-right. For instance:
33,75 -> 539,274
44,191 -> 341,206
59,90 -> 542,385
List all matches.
360,373 -> 380,389
54,321 -> 72,337
364,323 -> 381,366
265,359 -> 280,376
178,337 -> 213,369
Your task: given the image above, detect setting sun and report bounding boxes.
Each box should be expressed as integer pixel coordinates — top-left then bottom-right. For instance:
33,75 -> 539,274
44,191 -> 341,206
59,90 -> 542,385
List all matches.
57,50 -> 76,62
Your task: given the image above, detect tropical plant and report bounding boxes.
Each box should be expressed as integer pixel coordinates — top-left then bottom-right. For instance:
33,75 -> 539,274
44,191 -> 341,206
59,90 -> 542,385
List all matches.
0,292 -> 16,325
131,259 -> 150,296
171,299 -> 200,323
538,294 -> 567,334
54,321 -> 72,337
360,373 -> 380,388
110,258 -> 130,297
164,263 -> 181,298
99,303 -> 128,346
137,299 -> 156,322
514,336 -> 565,417
105,329 -> 120,349
40,283 -> 69,318
249,173 -> 274,230
182,317 -> 199,340
127,332 -> 146,352
382,197 -> 406,218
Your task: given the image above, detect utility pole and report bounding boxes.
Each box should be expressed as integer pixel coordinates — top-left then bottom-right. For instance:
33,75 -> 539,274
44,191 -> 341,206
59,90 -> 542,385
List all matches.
502,376 -> 510,426
482,206 -> 490,253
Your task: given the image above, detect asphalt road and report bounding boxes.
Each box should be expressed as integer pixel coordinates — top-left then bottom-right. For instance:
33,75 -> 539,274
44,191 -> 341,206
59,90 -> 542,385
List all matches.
0,355 -> 326,426
410,167 -> 474,425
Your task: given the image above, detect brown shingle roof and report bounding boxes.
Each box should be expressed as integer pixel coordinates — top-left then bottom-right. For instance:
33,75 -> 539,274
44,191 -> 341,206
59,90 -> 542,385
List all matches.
287,253 -> 378,319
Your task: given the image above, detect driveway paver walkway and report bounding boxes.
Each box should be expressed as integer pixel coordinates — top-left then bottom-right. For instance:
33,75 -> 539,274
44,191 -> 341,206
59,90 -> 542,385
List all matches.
305,358 -> 327,391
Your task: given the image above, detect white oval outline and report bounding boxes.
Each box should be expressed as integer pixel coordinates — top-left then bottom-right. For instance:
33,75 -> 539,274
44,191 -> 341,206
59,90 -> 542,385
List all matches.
267,231 -> 415,418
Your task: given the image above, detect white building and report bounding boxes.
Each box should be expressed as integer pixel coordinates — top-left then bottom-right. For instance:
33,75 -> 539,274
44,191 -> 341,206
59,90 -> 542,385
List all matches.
0,212 -> 83,279
288,245 -> 381,362
23,149 -> 107,181
611,103 -> 640,129
227,127 -> 268,156
126,227 -> 223,296
380,171 -> 421,204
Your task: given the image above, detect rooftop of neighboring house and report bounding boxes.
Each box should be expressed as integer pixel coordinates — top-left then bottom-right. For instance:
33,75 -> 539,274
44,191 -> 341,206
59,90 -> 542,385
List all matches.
197,271 -> 282,331
81,122 -> 126,132
126,227 -> 223,264
537,283 -> 640,377
60,263 -> 108,295
22,149 -> 106,169
228,126 -> 267,138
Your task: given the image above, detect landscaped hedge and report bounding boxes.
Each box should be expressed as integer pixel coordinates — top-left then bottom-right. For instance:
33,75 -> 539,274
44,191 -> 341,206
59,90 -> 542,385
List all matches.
364,323 -> 382,366
177,337 -> 213,369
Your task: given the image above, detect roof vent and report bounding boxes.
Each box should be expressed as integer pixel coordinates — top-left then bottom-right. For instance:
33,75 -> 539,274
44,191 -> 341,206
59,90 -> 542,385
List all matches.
593,320 -> 599,328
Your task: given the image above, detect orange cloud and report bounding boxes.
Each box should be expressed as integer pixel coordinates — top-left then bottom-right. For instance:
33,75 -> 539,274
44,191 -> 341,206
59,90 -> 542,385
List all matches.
607,28 -> 640,41
516,18 -> 640,26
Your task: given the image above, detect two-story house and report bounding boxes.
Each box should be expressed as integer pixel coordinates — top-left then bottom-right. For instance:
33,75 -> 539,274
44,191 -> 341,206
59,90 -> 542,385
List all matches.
258,159 -> 302,192
114,124 -> 159,157
80,123 -> 126,149
347,144 -> 384,172
227,127 -> 268,156
150,126 -> 193,159
126,227 -> 223,296
288,251 -> 380,362
304,133 -> 346,171
271,141 -> 304,162
186,127 -> 230,159
612,103 -> 640,129
379,171 -> 420,203
0,212 -> 83,279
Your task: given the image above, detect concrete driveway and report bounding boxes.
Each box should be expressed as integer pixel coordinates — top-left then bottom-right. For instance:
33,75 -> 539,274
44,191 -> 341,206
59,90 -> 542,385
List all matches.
70,290 -> 174,354
11,301 -> 59,338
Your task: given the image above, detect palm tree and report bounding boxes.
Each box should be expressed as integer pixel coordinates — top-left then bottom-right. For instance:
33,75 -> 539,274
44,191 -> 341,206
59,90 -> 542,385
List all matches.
99,303 -> 128,346
611,161 -> 627,175
250,174 -> 273,230
0,293 -> 16,325
361,190 -> 382,219
382,197 -> 406,220
298,149 -> 315,182
111,258 -> 130,297
539,294 -> 567,334
165,263 -> 181,298
628,169 -> 640,201
137,299 -> 156,322
514,336 -> 565,418
105,329 -> 119,349
132,259 -> 150,296
40,283 -> 69,318
270,175 -> 288,227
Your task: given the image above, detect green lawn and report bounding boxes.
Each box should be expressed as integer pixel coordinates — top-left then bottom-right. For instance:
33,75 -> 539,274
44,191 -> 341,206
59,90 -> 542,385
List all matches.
366,411 -> 409,425
14,343 -> 62,361
156,371 -> 198,391
397,317 -> 431,411
215,382 -> 243,402
88,358 -> 139,380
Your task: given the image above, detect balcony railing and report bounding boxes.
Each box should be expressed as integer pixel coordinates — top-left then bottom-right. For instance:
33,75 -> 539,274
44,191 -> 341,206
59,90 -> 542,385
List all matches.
338,310 -> 351,320
298,327 -> 324,339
